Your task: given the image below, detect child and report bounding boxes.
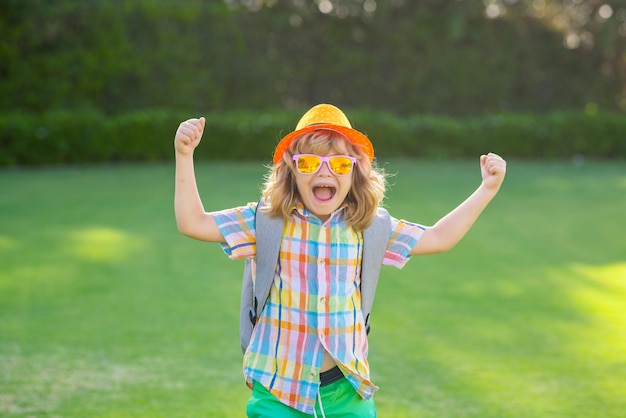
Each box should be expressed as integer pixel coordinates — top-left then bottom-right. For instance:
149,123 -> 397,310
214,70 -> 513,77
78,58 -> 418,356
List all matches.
174,104 -> 506,417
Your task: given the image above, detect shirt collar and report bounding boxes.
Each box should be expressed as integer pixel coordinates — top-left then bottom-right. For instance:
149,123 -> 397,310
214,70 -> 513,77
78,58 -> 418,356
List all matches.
292,202 -> 346,224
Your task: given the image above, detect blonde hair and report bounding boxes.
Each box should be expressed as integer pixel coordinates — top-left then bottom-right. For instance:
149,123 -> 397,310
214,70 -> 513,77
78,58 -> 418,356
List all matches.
262,130 -> 387,231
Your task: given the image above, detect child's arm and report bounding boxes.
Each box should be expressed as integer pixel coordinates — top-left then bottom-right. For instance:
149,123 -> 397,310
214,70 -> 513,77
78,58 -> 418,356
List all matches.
174,117 -> 224,242
410,153 -> 507,255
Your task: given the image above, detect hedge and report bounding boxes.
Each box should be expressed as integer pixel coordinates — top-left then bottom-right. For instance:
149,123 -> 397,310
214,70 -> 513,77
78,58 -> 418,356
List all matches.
1,109 -> 624,166
3,2 -> 624,116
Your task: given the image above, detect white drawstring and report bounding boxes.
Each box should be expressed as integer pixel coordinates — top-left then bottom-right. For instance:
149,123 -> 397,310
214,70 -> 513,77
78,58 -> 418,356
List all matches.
314,390 -> 327,418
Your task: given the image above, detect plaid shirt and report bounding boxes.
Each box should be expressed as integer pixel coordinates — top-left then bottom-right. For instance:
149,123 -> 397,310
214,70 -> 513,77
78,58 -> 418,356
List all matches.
213,202 -> 424,414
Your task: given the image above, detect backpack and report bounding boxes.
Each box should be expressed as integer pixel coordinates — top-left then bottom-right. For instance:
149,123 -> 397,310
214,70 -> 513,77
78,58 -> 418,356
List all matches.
239,201 -> 392,353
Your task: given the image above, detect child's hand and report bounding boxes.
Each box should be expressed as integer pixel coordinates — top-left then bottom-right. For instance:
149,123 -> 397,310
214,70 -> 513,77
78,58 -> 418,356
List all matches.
174,117 -> 205,156
480,152 -> 507,191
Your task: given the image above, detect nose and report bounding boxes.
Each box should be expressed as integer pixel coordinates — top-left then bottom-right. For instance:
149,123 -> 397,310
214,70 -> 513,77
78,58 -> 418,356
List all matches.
317,161 -> 333,176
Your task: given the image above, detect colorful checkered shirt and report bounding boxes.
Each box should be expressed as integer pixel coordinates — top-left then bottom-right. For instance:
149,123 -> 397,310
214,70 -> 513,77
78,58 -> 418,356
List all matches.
213,202 -> 424,414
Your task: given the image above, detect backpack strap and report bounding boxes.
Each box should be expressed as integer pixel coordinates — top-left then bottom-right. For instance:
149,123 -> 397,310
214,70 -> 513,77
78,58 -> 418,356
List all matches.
240,200 -> 284,353
239,200 -> 285,353
361,207 -> 391,334
240,257 -> 256,353
252,200 -> 284,324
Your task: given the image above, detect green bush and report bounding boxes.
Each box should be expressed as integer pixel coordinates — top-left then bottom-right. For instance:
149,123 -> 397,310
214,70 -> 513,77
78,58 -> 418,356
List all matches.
1,2 -> 624,116
1,109 -> 624,166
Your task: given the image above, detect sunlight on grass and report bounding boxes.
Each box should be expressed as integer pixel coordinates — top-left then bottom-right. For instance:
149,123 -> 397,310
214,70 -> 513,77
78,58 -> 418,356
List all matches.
570,262 -> 626,306
567,262 -> 626,350
0,263 -> 77,297
4,264 -> 74,284
0,235 -> 17,250
383,257 -> 626,416
65,227 -> 146,262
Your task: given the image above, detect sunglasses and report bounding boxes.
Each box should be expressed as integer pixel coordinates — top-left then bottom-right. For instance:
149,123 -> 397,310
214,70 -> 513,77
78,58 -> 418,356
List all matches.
292,154 -> 357,176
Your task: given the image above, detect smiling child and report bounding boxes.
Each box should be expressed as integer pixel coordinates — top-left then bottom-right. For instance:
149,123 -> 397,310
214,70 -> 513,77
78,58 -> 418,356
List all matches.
174,104 -> 506,417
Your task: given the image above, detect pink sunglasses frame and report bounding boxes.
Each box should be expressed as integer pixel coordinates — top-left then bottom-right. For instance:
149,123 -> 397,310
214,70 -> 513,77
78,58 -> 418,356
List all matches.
291,154 -> 357,176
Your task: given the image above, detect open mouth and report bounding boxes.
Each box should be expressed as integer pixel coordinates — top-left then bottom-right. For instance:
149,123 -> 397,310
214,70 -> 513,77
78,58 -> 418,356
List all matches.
313,185 -> 336,202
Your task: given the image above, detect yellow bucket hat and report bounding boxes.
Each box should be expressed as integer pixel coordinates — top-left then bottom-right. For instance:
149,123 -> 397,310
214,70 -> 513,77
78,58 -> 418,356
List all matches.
273,104 -> 374,164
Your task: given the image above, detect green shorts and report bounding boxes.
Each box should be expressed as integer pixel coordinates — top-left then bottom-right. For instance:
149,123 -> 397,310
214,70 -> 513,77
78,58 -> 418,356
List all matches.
246,377 -> 376,417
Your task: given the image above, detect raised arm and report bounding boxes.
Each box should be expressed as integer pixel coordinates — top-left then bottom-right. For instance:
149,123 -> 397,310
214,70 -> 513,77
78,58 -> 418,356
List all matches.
410,153 -> 507,255
174,117 -> 224,242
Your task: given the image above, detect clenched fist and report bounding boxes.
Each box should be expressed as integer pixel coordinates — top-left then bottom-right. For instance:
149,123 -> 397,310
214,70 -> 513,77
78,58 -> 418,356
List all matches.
174,117 -> 205,156
480,152 -> 507,191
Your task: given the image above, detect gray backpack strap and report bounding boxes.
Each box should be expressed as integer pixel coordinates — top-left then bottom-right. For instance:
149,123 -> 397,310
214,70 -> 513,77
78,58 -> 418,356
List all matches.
239,259 -> 256,353
361,208 -> 391,334
239,200 -> 284,353
253,201 -> 284,321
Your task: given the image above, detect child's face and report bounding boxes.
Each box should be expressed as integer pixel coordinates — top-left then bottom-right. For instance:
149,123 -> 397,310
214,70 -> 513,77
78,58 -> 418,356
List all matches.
293,141 -> 354,221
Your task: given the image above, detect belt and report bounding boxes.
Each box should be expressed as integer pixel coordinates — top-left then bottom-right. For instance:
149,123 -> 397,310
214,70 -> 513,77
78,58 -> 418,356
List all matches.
320,366 -> 344,387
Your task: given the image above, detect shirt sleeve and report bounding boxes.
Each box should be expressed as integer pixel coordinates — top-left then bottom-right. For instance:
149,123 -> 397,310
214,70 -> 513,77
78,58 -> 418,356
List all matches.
212,202 -> 258,260
383,216 -> 426,269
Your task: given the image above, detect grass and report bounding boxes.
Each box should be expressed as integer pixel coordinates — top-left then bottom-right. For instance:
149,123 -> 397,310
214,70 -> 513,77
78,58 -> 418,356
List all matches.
0,159 -> 625,417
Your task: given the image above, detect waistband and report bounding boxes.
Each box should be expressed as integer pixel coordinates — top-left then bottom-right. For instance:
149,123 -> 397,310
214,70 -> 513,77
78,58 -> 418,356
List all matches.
320,366 -> 344,387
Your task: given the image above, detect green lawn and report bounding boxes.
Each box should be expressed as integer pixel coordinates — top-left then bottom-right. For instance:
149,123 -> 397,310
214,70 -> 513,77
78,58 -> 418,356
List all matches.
1,160 -> 625,417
